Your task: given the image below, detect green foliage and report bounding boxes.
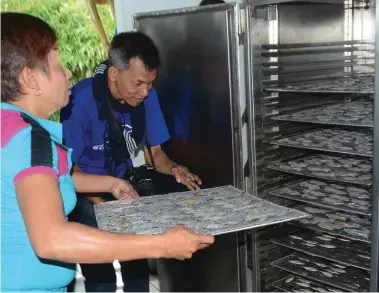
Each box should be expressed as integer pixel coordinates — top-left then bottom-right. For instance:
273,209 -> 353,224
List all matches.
2,0 -> 115,120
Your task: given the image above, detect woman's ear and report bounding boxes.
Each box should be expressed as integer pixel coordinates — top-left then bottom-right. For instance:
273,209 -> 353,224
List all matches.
108,66 -> 118,82
19,67 -> 42,96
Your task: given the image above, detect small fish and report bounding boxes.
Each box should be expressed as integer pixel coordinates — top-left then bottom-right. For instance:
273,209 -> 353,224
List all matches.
296,282 -> 310,288
304,240 -> 318,245
304,243 -> 317,247
314,262 -> 328,268
358,254 -> 370,260
289,260 -> 305,265
319,244 -> 336,249
333,263 -> 347,269
316,236 -> 332,241
333,268 -> 346,274
322,271 -> 333,277
337,238 -> 350,242
304,267 -> 318,272
290,235 -> 303,240
285,276 -> 294,283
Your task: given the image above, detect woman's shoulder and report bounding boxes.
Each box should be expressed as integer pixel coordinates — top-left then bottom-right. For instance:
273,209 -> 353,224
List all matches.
1,109 -> 33,149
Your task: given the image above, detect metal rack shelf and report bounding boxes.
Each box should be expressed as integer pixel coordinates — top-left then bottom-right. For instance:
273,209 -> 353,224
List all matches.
271,231 -> 370,270
267,154 -> 372,187
293,205 -> 371,243
271,253 -> 370,292
272,274 -> 341,292
264,74 -> 374,94
271,129 -> 372,157
271,100 -> 373,128
269,180 -> 371,216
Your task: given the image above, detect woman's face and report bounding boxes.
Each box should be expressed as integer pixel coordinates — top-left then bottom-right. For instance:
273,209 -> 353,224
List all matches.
37,49 -> 72,112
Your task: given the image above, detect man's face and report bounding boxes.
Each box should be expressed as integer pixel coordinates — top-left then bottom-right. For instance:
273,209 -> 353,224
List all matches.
109,58 -> 157,107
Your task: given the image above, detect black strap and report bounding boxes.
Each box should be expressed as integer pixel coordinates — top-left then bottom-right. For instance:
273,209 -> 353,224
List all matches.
103,95 -> 156,170
144,127 -> 156,169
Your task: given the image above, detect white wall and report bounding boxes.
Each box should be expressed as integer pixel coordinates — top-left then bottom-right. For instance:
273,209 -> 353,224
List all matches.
115,0 -> 239,32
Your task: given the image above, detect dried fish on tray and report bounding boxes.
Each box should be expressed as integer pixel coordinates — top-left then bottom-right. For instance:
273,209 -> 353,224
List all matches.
267,154 -> 372,186
294,205 -> 371,243
272,275 -> 342,292
272,100 -> 373,128
94,186 -> 308,236
271,252 -> 370,292
265,74 -> 374,94
272,231 -> 371,270
271,129 -> 372,157
269,180 -> 371,216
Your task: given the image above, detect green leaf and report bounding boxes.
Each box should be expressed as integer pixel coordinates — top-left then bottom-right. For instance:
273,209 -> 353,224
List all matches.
2,0 -> 115,99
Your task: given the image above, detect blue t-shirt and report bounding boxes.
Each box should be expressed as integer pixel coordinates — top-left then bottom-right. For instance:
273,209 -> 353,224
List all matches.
1,103 -> 77,292
60,78 -> 170,178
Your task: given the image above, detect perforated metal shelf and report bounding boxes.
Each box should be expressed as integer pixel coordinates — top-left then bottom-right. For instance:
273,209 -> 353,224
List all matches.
265,75 -> 374,94
272,100 -> 373,128
272,231 -> 370,270
293,205 -> 371,243
272,275 -> 342,292
269,180 -> 371,216
267,154 -> 372,187
271,253 -> 369,292
271,129 -> 372,157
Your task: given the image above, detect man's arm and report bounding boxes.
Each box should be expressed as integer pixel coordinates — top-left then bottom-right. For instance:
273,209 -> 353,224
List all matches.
144,145 -> 201,190
144,145 -> 176,175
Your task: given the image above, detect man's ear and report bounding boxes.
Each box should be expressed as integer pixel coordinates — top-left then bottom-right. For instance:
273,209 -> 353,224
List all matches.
108,66 -> 118,82
19,67 -> 42,96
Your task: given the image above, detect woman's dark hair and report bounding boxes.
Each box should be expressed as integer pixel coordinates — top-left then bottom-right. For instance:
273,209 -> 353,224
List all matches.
1,13 -> 57,102
108,31 -> 160,71
199,0 -> 226,5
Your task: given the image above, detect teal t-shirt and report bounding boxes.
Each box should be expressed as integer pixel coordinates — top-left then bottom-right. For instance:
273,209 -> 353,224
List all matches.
1,103 -> 77,292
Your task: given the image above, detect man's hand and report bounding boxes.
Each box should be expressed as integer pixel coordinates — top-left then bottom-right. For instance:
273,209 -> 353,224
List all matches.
109,178 -> 139,200
171,165 -> 202,191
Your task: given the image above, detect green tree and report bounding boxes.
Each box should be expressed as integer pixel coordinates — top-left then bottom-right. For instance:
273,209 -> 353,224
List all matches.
2,0 -> 115,121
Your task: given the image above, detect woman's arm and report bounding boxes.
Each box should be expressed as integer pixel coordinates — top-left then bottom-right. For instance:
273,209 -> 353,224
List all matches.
16,174 -> 214,263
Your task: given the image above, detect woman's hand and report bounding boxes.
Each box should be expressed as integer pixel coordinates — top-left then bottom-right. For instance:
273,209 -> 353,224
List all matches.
159,226 -> 214,260
109,178 -> 139,200
171,165 -> 202,191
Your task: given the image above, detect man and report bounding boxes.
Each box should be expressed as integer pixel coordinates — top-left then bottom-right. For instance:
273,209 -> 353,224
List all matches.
60,32 -> 202,292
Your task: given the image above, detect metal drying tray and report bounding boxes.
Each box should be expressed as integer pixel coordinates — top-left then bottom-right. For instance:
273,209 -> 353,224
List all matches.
271,100 -> 373,128
94,186 -> 308,236
293,205 -> 371,243
264,75 -> 374,94
272,274 -> 341,292
267,153 -> 373,187
269,180 -> 371,216
271,231 -> 371,270
271,252 -> 370,292
271,128 -> 372,158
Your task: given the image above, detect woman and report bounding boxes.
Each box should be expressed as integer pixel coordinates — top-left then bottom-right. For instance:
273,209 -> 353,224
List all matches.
1,12 -> 214,292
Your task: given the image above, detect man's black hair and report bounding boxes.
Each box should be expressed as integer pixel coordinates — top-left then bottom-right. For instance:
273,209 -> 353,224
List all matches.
108,31 -> 160,71
199,0 -> 226,5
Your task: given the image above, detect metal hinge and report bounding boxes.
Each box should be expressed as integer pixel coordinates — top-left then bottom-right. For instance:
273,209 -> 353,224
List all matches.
237,6 -> 246,44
